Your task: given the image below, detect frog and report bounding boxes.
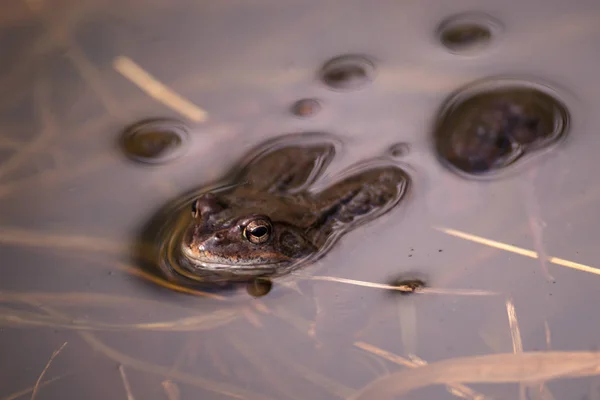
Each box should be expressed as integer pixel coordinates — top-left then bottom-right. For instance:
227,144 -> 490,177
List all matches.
176,133 -> 411,283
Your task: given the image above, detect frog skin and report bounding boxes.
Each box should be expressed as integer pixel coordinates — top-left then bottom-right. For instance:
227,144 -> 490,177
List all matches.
178,133 -> 411,282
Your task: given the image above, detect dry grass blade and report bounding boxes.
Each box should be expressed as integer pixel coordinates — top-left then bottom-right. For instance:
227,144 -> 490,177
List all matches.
113,265 -> 226,300
507,301 -> 555,400
161,380 -> 180,400
167,338 -> 198,377
1,372 -> 74,400
521,173 -> 555,283
0,150 -> 116,200
436,227 -> 600,276
252,301 -> 270,314
113,56 -> 208,122
118,365 -> 136,400
354,342 -> 488,400
505,299 -> 527,400
80,331 -> 276,400
0,227 -> 125,254
0,71 -> 54,183
397,299 -> 417,356
54,252 -> 226,300
545,321 -> 552,350
204,339 -> 231,377
270,305 -> 313,336
506,299 -> 523,354
267,345 -> 354,399
349,351 -> 600,400
1,291 -> 237,332
0,307 -> 240,332
35,305 -> 277,400
228,335 -> 302,400
530,384 -> 557,400
88,257 -> 226,300
31,342 -> 67,400
354,342 -> 415,368
25,0 -> 128,122
241,307 -> 263,328
0,291 -> 215,310
293,274 -> 497,296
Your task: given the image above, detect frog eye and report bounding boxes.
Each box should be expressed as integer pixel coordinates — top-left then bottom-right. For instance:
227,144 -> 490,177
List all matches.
243,218 -> 272,244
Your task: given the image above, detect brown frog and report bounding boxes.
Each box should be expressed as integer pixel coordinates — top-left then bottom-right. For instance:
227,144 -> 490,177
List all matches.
177,133 -> 411,282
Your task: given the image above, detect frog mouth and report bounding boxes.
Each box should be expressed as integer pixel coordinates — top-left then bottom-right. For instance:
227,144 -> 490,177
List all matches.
180,244 -> 284,272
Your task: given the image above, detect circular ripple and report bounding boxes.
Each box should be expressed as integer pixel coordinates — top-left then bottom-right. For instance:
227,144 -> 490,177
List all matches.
290,98 -> 322,118
246,279 -> 273,297
387,142 -> 411,158
319,54 -> 375,91
433,77 -> 570,177
121,118 -> 189,164
436,12 -> 502,54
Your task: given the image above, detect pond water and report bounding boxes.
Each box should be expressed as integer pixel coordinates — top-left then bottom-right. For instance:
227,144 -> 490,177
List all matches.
2,0 -> 600,399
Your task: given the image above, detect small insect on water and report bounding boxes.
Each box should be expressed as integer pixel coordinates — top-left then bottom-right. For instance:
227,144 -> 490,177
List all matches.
388,277 -> 427,295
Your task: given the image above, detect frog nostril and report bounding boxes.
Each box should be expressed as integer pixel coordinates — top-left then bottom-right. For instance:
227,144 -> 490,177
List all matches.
214,233 -> 225,241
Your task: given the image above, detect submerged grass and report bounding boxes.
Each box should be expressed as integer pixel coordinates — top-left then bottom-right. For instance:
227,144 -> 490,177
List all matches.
350,351 -> 600,400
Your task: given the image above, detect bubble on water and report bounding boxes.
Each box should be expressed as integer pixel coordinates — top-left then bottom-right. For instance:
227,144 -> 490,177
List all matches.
436,12 -> 503,55
433,77 -> 570,178
319,54 -> 375,91
246,279 -> 273,297
121,118 -> 189,164
290,98 -> 322,118
387,142 -> 411,158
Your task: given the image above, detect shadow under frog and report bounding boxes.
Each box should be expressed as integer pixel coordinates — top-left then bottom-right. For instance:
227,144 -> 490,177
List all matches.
139,132 -> 411,292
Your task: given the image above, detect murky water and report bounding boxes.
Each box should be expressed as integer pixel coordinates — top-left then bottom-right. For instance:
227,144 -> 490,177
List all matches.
3,0 -> 600,399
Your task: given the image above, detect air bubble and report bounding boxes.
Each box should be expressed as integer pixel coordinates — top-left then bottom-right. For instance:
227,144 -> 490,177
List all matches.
387,142 -> 411,158
290,98 -> 321,118
437,13 -> 502,54
121,118 -> 188,164
246,279 -> 273,297
433,77 -> 570,177
319,55 -> 375,91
